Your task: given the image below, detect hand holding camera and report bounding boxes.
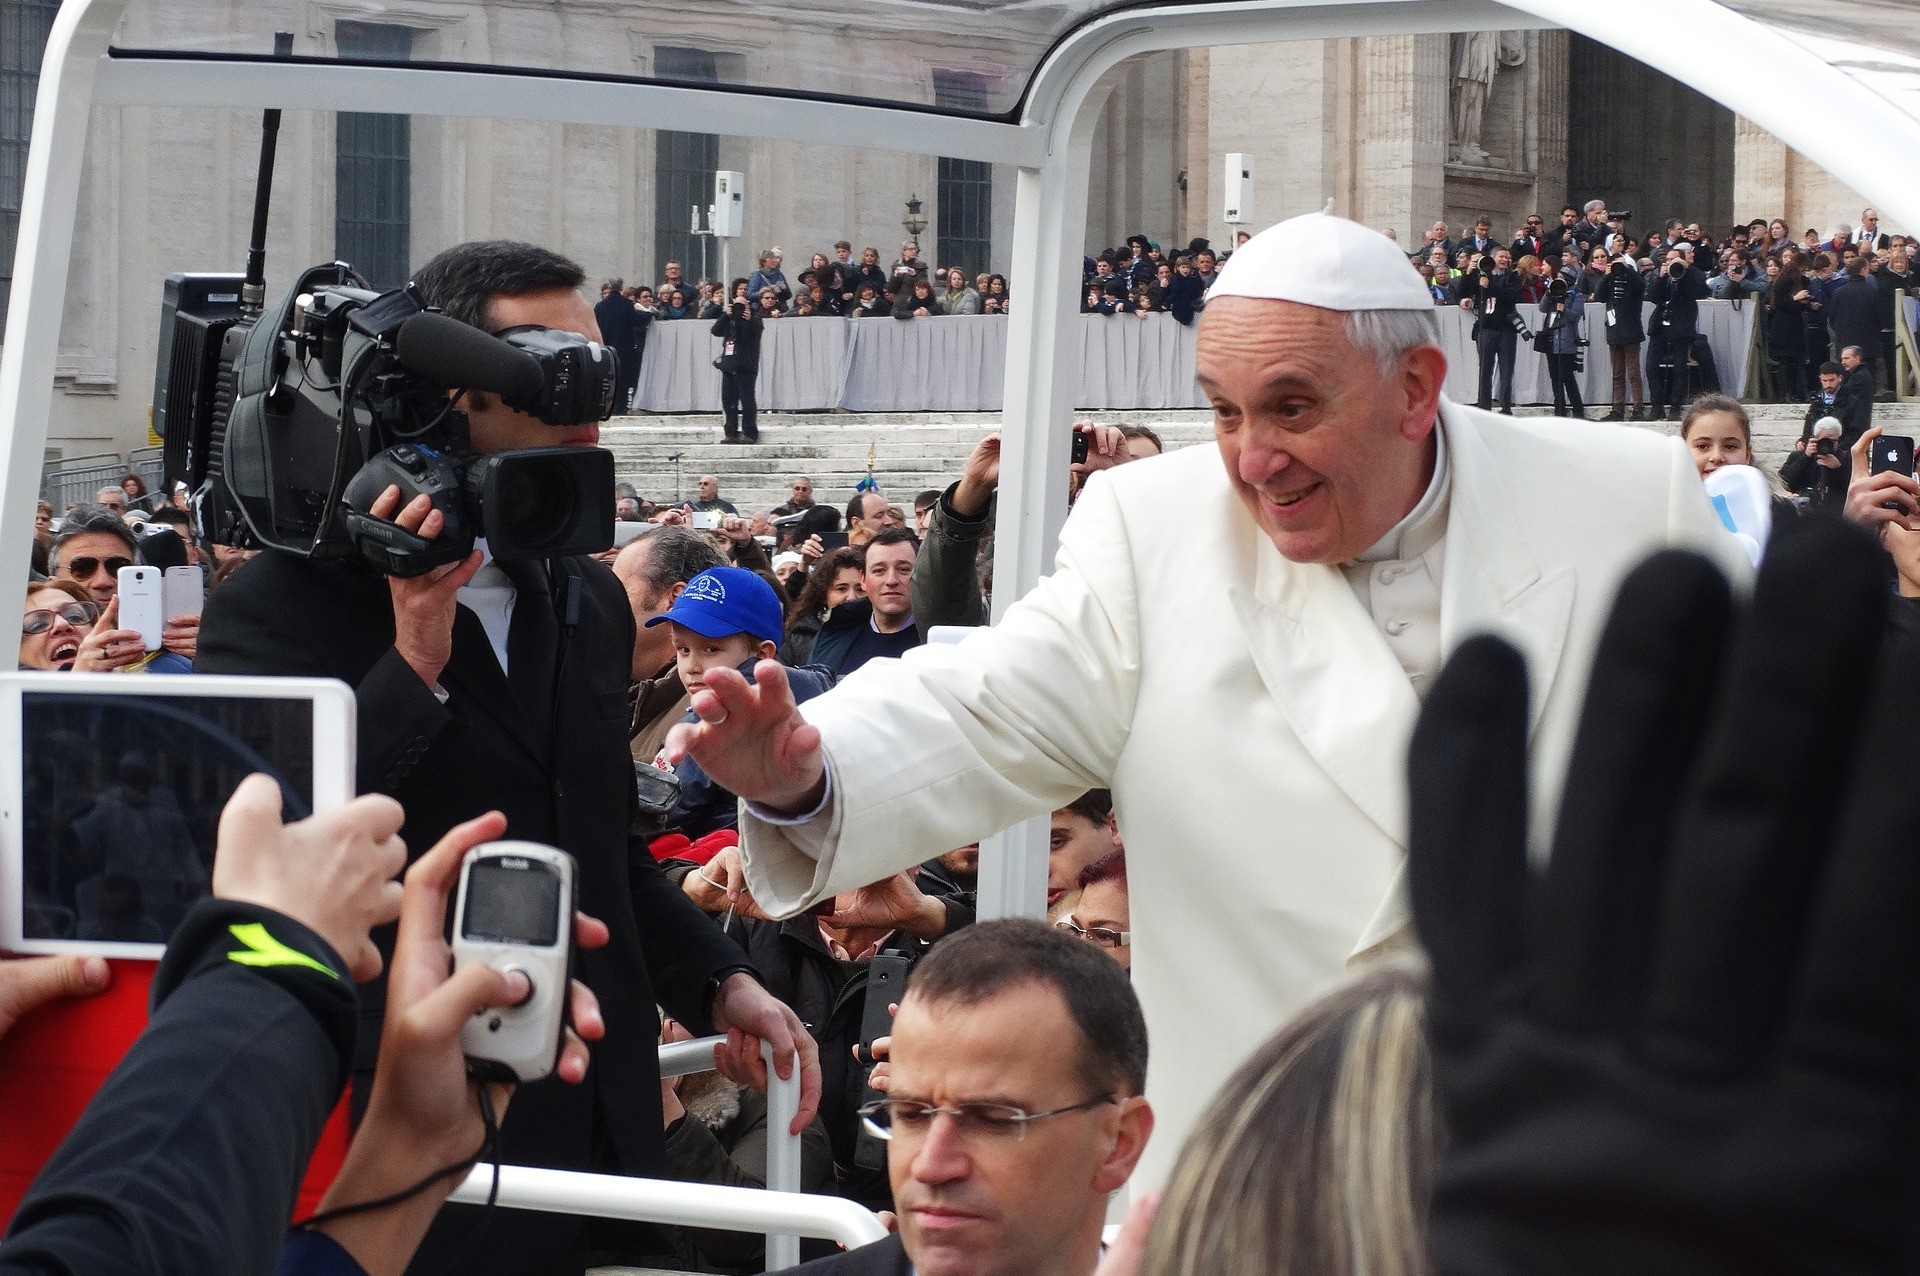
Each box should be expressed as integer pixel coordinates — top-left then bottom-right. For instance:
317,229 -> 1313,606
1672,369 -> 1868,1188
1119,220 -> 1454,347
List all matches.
372,484 -> 485,691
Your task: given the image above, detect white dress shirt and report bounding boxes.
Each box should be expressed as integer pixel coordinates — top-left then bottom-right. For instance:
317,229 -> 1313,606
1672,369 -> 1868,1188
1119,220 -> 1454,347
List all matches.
1339,423 -> 1452,695
458,538 -> 517,677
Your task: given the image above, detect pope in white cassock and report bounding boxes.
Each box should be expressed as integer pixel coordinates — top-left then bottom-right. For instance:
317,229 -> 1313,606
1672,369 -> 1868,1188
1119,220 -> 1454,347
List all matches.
667,212 -> 1749,1181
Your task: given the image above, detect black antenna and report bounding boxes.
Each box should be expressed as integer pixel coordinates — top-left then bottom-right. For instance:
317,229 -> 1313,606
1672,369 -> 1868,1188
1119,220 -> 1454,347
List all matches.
240,31 -> 296,315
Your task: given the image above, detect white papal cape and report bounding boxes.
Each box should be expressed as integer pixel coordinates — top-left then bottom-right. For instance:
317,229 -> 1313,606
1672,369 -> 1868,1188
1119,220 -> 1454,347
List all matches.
741,400 -> 1748,1182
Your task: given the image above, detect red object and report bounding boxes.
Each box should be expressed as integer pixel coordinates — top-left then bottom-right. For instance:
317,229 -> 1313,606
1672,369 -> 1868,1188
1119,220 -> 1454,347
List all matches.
0,957 -> 349,1228
648,828 -> 739,867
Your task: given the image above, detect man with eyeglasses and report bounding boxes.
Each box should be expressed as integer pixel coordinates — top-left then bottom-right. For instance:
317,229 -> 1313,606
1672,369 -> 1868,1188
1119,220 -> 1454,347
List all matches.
49,504 -> 138,606
48,504 -> 200,663
778,918 -> 1151,1276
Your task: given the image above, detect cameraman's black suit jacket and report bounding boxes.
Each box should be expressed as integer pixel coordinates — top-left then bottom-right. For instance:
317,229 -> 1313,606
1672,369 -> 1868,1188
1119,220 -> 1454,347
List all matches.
200,549 -> 751,1268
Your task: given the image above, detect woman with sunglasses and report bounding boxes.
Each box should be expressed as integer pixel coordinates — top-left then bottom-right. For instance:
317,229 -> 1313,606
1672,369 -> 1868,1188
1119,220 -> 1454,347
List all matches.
21,582 -> 187,673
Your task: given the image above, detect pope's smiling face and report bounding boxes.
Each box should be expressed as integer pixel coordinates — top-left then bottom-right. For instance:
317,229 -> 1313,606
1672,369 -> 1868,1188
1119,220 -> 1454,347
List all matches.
1197,296 -> 1445,565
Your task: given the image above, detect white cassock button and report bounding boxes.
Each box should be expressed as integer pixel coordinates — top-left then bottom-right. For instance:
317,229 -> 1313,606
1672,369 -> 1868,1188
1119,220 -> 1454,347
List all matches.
1386,619 -> 1410,636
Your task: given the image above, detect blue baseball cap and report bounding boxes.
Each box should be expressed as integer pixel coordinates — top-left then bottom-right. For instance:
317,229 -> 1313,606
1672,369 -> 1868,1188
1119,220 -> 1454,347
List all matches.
645,566 -> 784,645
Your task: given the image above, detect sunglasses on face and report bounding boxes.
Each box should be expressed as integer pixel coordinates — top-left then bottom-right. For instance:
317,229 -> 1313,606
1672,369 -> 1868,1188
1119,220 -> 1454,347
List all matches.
65,555 -> 133,578
22,601 -> 101,634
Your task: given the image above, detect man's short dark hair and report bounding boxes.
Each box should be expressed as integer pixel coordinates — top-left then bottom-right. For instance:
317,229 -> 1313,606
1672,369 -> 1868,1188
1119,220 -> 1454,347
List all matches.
914,489 -> 941,512
907,918 -> 1147,1095
411,240 -> 588,332
51,503 -> 137,569
862,526 -> 918,561
633,525 -> 726,594
1062,788 -> 1113,827
1820,361 -> 1844,376
1118,423 -> 1163,454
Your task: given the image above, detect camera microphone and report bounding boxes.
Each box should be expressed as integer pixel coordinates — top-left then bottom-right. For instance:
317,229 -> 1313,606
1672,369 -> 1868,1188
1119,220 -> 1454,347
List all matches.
396,312 -> 544,406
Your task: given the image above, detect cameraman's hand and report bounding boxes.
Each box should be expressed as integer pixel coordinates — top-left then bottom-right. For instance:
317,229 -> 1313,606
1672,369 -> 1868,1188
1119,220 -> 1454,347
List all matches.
313,809 -> 607,1276
799,534 -> 825,564
952,431 -> 1002,517
211,773 -> 406,982
370,485 -> 482,691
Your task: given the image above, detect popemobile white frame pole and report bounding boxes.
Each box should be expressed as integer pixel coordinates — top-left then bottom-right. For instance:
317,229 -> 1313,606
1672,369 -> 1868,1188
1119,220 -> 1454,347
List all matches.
5,0 -> 1920,928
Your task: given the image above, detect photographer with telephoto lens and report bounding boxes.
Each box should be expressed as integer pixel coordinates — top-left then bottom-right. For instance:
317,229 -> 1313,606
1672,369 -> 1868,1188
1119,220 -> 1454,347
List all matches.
1646,248 -> 1710,421
1458,247 -> 1524,413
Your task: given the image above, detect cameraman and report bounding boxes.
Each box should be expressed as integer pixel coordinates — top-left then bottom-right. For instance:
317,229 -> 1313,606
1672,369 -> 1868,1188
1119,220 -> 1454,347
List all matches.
1708,248 -> 1767,300
1646,246 -> 1710,421
1536,272 -> 1587,418
198,240 -> 817,1276
711,281 -> 764,445
1589,250 -> 1648,421
1781,413 -> 1848,509
1459,246 -> 1524,413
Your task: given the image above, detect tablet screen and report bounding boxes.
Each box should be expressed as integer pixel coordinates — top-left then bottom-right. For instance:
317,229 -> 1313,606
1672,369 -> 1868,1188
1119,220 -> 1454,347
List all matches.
20,690 -> 314,946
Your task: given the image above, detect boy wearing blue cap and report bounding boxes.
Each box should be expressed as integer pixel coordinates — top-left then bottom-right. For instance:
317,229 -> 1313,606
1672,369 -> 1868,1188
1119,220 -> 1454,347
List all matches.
645,566 -> 833,837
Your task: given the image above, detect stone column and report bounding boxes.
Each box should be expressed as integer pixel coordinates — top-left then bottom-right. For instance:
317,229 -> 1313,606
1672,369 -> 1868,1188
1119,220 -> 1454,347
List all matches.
1535,29 -> 1569,212
1355,35 -> 1419,237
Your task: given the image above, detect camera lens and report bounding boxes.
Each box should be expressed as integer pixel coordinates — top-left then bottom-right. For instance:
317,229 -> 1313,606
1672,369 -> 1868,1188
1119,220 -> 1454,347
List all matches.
491,459 -> 576,554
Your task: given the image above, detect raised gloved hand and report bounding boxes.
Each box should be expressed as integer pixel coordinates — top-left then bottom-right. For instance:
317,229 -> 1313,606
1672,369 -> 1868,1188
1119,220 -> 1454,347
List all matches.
1410,517 -> 1920,1275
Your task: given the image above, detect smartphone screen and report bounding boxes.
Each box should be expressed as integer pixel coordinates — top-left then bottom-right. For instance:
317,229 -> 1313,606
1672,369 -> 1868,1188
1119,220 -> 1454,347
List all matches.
1071,430 -> 1090,466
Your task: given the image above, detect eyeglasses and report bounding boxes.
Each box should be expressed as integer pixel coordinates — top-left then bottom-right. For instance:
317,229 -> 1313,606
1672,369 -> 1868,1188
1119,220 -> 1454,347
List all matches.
22,601 -> 101,635
858,1094 -> 1115,1143
64,555 -> 133,579
1055,917 -> 1131,949
63,556 -> 132,579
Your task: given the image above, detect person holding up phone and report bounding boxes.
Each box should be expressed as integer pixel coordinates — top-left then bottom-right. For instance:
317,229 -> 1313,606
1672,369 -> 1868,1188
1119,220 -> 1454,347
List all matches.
712,280 -> 764,445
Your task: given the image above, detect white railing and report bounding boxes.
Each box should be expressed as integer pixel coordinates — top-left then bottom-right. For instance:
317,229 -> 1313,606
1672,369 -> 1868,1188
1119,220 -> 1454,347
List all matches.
449,1038 -> 880,1272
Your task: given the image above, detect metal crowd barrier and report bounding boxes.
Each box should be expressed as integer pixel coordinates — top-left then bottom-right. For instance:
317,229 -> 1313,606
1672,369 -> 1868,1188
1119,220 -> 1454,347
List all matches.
449,1038 -> 879,1272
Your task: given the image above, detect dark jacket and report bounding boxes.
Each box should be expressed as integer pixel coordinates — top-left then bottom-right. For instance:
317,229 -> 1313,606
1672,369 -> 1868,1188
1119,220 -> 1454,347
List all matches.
1165,271 -> 1207,325
671,660 -> 835,838
807,597 -> 922,677
1647,266 -> 1710,342
891,288 -> 944,319
1766,279 -> 1809,357
663,1077 -> 836,1272
594,293 -> 640,355
199,549 -> 751,1273
909,482 -> 990,630
0,899 -> 353,1276
1827,275 -> 1883,354
771,1234 -> 911,1276
1594,263 -> 1646,345
780,609 -> 826,667
1538,289 -> 1586,356
690,895 -> 951,1211
1780,445 -> 1849,508
712,306 -> 765,375
1462,268 -> 1523,339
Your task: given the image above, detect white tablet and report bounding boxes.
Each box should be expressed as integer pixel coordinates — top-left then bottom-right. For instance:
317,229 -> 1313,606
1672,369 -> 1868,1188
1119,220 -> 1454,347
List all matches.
0,672 -> 355,959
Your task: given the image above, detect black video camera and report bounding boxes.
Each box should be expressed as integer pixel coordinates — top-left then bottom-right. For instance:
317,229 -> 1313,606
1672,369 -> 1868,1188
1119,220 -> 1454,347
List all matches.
156,263 -> 617,577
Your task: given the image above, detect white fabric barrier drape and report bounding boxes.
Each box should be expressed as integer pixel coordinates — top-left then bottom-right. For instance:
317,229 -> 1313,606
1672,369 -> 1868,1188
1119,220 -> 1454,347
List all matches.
627,305 -> 1756,414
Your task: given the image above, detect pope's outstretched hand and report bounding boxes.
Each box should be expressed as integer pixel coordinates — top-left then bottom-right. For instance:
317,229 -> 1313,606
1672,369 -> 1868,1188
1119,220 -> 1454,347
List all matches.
663,661 -> 827,817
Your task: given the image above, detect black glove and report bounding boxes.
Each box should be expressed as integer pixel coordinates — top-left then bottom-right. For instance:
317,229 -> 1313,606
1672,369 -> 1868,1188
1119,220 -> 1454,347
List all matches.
1410,519 -> 1920,1276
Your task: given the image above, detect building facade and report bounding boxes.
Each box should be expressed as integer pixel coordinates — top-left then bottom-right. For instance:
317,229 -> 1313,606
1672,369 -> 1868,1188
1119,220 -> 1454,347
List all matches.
0,3 -> 1889,458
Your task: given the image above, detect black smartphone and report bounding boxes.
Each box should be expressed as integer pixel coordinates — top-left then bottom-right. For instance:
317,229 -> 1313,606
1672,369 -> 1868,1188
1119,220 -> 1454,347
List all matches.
853,954 -> 912,1171
818,530 -> 849,551
1871,434 -> 1915,478
1071,429 -> 1090,466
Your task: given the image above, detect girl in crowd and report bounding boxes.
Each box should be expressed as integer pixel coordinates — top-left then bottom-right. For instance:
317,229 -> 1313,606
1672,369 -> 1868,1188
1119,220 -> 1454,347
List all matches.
780,547 -> 864,666
893,276 -> 943,319
851,283 -> 888,317
984,274 -> 1009,314
942,267 -> 981,315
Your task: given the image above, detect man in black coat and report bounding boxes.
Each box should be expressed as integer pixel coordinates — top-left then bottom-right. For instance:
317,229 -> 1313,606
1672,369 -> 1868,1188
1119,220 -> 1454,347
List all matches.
199,240 -> 817,1276
593,278 -> 641,415
1645,248 -> 1711,420
1459,247 -> 1524,413
1826,258 -> 1883,389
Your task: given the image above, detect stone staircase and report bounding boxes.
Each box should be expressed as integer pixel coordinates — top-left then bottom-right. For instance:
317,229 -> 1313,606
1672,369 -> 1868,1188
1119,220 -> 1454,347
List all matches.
602,404 -> 1920,515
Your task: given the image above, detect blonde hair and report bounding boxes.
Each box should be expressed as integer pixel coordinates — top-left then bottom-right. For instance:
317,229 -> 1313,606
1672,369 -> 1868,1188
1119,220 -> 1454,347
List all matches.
1142,962 -> 1436,1276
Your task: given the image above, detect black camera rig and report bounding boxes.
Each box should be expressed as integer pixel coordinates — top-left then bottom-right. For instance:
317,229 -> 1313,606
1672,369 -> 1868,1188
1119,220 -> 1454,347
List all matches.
152,77 -> 617,578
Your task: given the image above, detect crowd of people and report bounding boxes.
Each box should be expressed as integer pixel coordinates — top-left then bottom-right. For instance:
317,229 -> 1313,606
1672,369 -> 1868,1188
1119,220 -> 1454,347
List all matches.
8,217 -> 1920,1276
1400,201 -> 1917,418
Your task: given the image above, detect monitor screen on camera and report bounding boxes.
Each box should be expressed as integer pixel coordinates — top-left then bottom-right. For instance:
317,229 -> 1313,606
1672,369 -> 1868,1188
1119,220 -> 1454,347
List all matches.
1,674 -> 356,959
